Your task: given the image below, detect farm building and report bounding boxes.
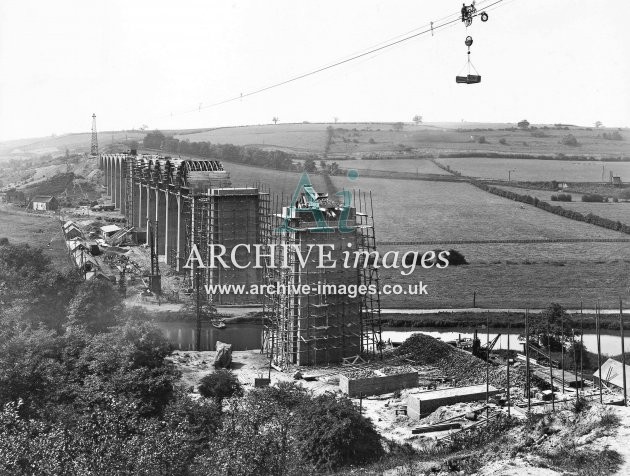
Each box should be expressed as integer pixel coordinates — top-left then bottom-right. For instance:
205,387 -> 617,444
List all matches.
31,195 -> 58,211
612,176 -> 623,187
593,358 -> 630,393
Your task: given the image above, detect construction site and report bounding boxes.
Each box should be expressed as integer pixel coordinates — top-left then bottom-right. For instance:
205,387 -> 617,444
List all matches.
46,120 -> 630,470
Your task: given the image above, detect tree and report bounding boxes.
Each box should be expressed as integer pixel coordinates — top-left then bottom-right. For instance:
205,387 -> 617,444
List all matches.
561,134 -> 579,147
412,115 -> 423,125
333,116 -> 338,124
143,130 -> 165,149
194,383 -> 382,475
272,117 -> 278,125
66,279 -> 123,333
303,158 -> 317,172
518,119 -> 530,129
567,340 -> 590,371
595,121 -> 603,128
198,370 -> 243,405
528,303 -> 570,350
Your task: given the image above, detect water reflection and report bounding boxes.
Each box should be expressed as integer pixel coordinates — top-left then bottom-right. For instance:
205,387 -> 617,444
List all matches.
382,328 -> 630,356
158,322 -> 262,351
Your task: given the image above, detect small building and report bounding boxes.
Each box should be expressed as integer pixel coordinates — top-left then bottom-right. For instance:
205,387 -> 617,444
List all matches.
100,224 -> 121,239
593,358 -> 630,393
612,176 -> 622,187
31,195 -> 58,211
63,221 -> 83,240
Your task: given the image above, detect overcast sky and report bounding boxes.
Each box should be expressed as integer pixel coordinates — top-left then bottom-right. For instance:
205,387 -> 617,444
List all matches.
0,0 -> 628,141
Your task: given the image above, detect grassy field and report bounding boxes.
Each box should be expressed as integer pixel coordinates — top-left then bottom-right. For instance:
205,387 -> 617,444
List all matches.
0,204 -> 70,269
437,157 -> 630,182
379,241 -> 630,266
330,176 -> 630,243
173,122 -> 630,158
223,160 -> 332,197
323,174 -> 630,309
495,185 -> 630,225
175,124 -> 331,154
329,158 -> 450,175
378,261 -> 629,309
0,132 -> 144,158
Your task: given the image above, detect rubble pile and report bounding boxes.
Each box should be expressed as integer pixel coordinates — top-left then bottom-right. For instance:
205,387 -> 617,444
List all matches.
395,333 -> 524,389
342,364 -> 417,379
422,402 -> 486,425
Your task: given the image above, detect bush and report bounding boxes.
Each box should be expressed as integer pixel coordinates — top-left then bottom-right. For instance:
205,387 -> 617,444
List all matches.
551,193 -> 572,202
295,391 -> 383,470
499,138 -> 508,145
561,134 -> 579,146
0,237 -> 8,246
196,383 -> 382,475
582,193 -> 605,203
368,138 -> 375,144
445,249 -> 468,266
198,370 -> 243,404
603,131 -> 623,141
477,136 -> 487,144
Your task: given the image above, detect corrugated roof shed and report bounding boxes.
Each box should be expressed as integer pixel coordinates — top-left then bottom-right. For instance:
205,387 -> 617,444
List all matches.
32,195 -> 55,203
593,358 -> 630,391
100,224 -> 121,234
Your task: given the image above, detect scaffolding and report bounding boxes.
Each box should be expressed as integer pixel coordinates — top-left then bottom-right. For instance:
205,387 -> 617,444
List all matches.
355,191 -> 383,359
181,186 -> 267,304
262,188 -> 382,369
124,156 -> 136,227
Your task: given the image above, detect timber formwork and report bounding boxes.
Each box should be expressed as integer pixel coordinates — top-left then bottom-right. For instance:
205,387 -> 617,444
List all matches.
262,188 -> 382,368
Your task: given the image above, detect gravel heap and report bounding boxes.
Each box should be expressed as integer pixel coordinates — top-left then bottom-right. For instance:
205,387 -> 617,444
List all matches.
342,364 -> 417,379
395,332 -> 525,389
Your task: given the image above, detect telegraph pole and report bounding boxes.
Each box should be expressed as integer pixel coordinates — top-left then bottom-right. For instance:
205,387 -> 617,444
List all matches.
620,299 -> 627,406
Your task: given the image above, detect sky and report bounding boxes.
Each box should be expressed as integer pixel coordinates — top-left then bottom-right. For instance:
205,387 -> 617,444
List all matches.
0,0 -> 628,141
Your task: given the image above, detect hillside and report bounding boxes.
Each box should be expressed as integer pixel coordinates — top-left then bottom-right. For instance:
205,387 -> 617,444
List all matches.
3,122 -> 629,164
173,122 -> 630,159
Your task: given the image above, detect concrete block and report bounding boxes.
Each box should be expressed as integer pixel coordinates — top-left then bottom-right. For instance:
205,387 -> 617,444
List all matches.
407,384 -> 500,419
339,372 -> 418,397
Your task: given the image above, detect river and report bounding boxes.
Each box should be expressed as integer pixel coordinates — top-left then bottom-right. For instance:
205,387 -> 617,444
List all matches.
156,322 -> 630,356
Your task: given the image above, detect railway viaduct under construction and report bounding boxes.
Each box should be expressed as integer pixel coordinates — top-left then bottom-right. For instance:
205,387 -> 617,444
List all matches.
99,150 -> 382,365
99,150 -> 263,304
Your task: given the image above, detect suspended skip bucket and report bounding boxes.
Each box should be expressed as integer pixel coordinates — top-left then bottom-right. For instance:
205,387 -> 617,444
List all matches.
456,74 -> 481,84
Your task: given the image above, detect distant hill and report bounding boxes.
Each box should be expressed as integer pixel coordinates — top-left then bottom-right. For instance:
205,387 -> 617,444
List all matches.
2,122 -> 629,162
